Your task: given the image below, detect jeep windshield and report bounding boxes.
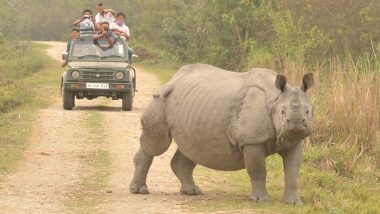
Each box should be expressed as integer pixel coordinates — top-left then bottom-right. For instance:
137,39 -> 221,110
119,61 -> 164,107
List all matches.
70,37 -> 126,60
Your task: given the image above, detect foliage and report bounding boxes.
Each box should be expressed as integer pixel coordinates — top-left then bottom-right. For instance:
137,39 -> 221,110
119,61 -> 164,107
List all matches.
1,0 -> 379,68
125,0 -> 380,69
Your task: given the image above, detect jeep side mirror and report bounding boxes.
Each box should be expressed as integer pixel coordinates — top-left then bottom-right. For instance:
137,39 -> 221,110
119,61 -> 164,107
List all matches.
62,52 -> 68,61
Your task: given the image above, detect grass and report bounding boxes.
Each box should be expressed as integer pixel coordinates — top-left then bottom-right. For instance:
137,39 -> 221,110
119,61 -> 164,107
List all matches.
193,155 -> 380,213
65,107 -> 112,214
137,58 -> 181,83
136,53 -> 380,213
0,42 -> 61,174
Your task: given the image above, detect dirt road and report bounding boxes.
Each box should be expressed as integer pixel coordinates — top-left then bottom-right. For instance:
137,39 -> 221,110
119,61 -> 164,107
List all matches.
0,42 -> 192,213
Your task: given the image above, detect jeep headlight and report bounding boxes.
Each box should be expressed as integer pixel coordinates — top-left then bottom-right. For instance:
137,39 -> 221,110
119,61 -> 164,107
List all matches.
115,71 -> 125,80
71,70 -> 80,79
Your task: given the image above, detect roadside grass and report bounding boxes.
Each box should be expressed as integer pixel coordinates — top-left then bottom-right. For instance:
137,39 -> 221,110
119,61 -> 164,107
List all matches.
0,42 -> 61,174
137,56 -> 380,213
66,107 -> 112,213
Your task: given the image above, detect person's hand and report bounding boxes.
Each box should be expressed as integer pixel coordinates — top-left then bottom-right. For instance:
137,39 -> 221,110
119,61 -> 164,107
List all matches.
90,15 -> 96,22
111,29 -> 120,35
101,31 -> 108,38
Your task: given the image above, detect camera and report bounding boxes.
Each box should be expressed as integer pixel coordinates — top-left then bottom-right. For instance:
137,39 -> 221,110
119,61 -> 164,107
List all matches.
84,15 -> 91,19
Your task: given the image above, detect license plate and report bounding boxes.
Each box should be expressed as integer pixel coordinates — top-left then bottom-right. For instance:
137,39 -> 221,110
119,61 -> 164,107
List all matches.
86,83 -> 109,89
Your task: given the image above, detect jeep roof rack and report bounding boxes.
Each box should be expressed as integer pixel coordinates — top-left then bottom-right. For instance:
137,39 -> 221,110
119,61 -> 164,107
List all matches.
79,30 -> 97,36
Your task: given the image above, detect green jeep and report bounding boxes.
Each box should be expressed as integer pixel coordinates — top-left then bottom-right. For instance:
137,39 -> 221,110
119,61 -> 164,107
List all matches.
61,34 -> 136,111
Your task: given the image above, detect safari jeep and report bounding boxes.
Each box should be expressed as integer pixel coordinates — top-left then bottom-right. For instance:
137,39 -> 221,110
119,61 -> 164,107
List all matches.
61,34 -> 136,111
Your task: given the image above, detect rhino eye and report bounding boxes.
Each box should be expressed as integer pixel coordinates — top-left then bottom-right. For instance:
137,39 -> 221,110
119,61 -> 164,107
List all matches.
306,110 -> 310,115
281,110 -> 286,115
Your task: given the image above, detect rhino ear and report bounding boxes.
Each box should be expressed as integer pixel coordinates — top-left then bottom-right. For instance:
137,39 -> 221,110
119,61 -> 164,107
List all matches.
275,74 -> 287,92
301,73 -> 314,92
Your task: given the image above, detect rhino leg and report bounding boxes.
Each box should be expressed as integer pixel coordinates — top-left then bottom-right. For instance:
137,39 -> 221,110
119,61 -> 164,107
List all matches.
243,144 -> 270,203
279,142 -> 303,205
129,147 -> 153,194
130,98 -> 172,194
170,149 -> 203,195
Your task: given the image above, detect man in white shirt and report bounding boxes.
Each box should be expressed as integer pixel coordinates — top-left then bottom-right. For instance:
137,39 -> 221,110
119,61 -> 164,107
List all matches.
95,3 -> 116,24
110,12 -> 130,41
110,12 -> 134,64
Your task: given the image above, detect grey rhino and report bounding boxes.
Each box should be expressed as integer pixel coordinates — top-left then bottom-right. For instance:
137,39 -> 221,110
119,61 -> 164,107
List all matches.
130,64 -> 314,204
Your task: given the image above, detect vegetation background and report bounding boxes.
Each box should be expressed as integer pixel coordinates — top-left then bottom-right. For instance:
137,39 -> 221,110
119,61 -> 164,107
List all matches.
0,0 -> 379,213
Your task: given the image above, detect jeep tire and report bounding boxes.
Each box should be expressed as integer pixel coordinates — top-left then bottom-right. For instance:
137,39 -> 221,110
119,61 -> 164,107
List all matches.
63,90 -> 75,110
122,90 -> 133,111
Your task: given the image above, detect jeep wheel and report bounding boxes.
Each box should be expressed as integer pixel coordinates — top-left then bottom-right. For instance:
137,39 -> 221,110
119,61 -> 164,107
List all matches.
63,90 -> 75,110
122,91 -> 133,111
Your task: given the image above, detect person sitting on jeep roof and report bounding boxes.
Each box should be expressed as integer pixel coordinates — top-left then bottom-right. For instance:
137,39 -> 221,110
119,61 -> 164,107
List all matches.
73,9 -> 99,32
95,3 -> 116,24
93,22 -> 117,50
110,12 -> 130,40
110,12 -> 134,64
62,28 -> 80,67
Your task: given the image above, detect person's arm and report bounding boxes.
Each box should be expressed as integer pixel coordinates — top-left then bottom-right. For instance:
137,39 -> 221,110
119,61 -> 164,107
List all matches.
93,32 -> 106,40
90,16 -> 100,31
66,41 -> 70,53
124,26 -> 130,40
61,60 -> 68,67
104,32 -> 115,46
111,28 -> 124,34
73,16 -> 85,26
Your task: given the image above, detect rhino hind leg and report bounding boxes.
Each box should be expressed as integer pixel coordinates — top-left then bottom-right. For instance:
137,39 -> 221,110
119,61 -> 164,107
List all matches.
130,98 -> 172,194
170,149 -> 203,195
140,98 -> 172,156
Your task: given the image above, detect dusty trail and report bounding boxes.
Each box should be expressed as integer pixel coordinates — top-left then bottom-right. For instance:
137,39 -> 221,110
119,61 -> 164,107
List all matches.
0,42 -> 192,213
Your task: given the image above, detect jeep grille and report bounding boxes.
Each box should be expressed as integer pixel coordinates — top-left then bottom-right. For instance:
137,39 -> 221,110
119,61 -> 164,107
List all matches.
81,70 -> 115,80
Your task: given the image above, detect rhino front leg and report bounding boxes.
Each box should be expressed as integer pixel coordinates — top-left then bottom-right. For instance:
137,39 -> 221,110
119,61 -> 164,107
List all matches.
279,141 -> 303,205
171,149 -> 203,195
129,147 -> 153,194
243,144 -> 270,202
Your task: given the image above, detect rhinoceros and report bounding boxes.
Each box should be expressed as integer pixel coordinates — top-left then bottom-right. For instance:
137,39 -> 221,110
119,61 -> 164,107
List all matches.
129,64 -> 313,204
